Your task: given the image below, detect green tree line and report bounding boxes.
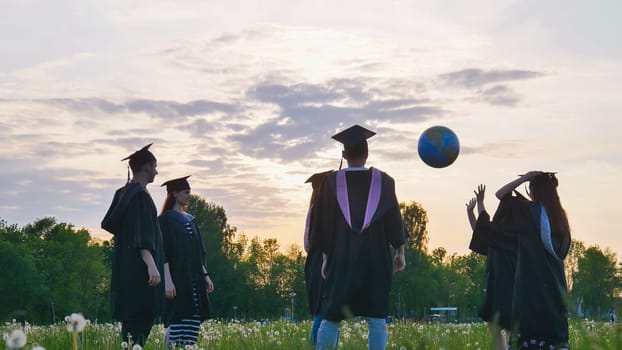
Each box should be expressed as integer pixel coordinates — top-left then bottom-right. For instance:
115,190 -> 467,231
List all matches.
0,195 -> 620,324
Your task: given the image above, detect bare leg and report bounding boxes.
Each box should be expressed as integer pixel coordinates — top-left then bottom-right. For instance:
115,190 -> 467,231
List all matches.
487,322 -> 507,350
164,326 -> 171,349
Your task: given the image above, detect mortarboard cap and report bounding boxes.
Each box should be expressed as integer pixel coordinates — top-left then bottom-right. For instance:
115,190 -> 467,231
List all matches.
305,170 -> 333,190
161,175 -> 191,193
121,143 -> 157,171
331,125 -> 375,148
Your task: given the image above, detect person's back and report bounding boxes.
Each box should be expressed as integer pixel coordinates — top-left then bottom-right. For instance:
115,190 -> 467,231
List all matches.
492,171 -> 571,349
311,125 -> 406,350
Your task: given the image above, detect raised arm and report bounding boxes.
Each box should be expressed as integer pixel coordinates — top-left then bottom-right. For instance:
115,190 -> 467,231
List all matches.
475,184 -> 486,215
495,171 -> 542,199
466,197 -> 477,230
466,184 -> 486,230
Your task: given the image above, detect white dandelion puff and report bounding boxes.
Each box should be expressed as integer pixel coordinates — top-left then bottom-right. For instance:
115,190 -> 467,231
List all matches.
6,329 -> 27,349
66,313 -> 87,333
132,344 -> 143,350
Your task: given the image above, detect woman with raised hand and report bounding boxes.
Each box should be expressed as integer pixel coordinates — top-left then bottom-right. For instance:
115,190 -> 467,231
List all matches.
486,171 -> 571,349
467,184 -> 514,350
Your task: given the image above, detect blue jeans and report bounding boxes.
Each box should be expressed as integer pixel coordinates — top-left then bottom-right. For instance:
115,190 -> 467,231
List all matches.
309,315 -> 322,345
316,317 -> 387,350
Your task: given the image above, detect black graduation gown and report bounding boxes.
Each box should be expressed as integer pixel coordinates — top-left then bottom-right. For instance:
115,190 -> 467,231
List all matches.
311,168 -> 406,321
485,193 -> 571,347
159,210 -> 210,326
468,199 -> 517,330
101,182 -> 165,322
304,203 -> 324,316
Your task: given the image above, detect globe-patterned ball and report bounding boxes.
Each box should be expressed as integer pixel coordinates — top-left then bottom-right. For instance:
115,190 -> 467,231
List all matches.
417,126 -> 460,168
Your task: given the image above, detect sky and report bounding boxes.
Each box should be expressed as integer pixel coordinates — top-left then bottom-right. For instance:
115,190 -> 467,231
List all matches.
1,0 -> 621,256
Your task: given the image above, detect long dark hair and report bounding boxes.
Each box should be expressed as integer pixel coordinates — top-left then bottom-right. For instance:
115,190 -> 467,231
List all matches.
529,173 -> 570,239
161,193 -> 177,214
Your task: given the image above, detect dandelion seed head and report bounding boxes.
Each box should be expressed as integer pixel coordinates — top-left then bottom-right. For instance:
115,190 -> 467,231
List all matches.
121,341 -> 128,348
6,329 -> 27,349
66,313 -> 87,333
132,344 -> 142,350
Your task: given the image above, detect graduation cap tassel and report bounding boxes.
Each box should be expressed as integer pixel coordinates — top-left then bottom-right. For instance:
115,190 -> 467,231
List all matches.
339,157 -> 343,170
126,165 -> 130,184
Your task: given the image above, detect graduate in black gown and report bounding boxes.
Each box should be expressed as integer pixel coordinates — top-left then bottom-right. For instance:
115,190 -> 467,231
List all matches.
311,125 -> 406,350
467,184 -> 514,350
482,171 -> 571,349
303,170 -> 333,345
101,144 -> 165,346
159,176 -> 214,348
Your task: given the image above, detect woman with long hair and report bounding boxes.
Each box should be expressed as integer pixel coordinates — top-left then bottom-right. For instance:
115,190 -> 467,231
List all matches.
489,171 -> 571,349
159,176 -> 214,348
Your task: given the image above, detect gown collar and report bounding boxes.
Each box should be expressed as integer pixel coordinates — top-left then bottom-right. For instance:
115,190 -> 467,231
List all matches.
336,168 -> 382,233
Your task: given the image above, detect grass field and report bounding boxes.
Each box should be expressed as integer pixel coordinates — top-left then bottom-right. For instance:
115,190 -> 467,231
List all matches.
2,318 -> 621,349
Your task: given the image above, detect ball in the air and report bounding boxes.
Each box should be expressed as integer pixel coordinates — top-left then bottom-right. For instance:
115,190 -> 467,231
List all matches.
417,126 -> 460,168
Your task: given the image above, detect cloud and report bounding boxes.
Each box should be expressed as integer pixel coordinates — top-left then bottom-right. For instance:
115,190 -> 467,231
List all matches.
232,78 -> 446,162
250,82 -> 346,107
0,159 -> 119,230
475,85 -> 520,107
185,159 -> 225,173
92,137 -> 167,153
460,141 -> 524,158
439,68 -> 544,88
44,98 -> 237,120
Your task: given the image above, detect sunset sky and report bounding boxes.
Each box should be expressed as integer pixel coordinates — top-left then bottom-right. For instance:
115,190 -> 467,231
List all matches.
1,0 -> 620,255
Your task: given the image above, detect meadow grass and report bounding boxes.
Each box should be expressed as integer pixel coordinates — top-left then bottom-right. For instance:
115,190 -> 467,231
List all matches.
2,319 -> 621,349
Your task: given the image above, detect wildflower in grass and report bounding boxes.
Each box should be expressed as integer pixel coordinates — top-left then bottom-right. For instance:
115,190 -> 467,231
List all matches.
65,313 -> 87,350
31,345 -> 45,350
132,344 -> 142,350
66,313 -> 87,333
121,341 -> 129,348
5,329 -> 27,349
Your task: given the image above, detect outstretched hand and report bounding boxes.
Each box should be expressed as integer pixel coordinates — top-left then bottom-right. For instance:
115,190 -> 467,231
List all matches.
465,197 -> 476,211
474,184 -> 485,202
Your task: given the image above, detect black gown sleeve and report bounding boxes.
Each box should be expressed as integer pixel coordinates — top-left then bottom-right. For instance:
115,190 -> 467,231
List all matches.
101,190 -> 121,234
129,192 -> 158,252
160,215 -> 173,265
310,175 -> 336,256
194,219 -> 207,265
381,176 -> 406,249
475,193 -> 527,254
469,211 -> 492,255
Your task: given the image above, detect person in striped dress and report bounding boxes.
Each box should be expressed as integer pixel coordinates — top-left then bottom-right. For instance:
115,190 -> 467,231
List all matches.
159,176 -> 214,348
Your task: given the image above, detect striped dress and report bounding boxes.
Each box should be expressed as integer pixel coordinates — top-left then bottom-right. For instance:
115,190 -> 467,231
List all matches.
167,214 -> 203,346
